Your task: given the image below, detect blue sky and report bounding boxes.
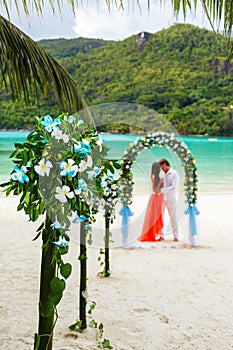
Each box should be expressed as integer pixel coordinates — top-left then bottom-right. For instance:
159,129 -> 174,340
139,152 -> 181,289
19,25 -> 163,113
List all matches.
0,1 -> 217,41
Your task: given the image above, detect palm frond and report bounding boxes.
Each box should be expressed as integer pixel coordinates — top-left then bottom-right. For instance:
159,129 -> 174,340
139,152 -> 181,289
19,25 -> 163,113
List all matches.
169,0 -> 233,56
0,14 -> 88,115
0,0 -> 76,19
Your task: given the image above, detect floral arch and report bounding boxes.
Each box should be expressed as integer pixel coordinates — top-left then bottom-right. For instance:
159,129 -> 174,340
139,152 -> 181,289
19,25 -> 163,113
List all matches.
119,131 -> 200,246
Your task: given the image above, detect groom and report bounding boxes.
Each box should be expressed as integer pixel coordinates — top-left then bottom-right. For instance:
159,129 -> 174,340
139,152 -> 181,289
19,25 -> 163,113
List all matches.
159,158 -> 179,242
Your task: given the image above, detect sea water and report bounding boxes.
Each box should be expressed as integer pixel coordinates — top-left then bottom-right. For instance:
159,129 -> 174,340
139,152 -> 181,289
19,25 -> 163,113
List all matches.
0,131 -> 232,194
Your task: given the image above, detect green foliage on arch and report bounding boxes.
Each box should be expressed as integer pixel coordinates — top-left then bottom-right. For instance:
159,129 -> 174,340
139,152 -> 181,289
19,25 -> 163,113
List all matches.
119,132 -> 198,206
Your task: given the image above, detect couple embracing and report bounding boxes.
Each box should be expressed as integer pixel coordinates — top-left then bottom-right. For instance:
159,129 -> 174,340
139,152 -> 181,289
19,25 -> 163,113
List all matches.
138,159 -> 179,243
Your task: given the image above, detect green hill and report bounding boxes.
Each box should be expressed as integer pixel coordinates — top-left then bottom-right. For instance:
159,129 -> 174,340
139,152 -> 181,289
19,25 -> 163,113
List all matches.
38,37 -> 110,59
1,24 -> 233,135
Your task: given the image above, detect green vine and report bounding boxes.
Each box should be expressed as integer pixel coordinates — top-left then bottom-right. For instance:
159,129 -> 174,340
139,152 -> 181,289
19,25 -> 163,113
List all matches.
0,112 -> 120,349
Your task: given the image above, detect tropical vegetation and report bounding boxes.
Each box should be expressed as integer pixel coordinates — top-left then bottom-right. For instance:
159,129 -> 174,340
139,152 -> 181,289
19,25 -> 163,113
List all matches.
1,24 -> 233,135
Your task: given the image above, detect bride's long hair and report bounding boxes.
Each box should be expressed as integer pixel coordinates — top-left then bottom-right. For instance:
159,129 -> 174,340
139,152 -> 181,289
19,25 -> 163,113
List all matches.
151,162 -> 163,189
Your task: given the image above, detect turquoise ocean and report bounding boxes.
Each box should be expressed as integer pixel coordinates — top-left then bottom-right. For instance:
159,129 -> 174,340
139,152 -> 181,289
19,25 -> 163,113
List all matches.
0,131 -> 232,194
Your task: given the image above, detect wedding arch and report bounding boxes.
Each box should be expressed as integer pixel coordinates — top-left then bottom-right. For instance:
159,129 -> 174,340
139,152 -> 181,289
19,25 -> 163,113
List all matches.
119,131 -> 200,246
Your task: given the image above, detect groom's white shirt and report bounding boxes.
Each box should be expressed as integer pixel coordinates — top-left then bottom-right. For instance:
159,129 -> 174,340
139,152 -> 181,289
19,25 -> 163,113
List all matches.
160,167 -> 178,196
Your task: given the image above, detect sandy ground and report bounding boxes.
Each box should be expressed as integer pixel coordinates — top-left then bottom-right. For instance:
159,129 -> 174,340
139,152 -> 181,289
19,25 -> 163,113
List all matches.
0,193 -> 233,350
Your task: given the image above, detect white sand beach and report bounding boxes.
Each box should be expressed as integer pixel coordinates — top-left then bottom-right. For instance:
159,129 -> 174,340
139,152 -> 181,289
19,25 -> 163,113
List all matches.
0,193 -> 233,349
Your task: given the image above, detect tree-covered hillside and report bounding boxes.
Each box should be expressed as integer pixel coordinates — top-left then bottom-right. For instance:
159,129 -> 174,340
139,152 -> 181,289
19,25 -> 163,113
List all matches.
1,24 -> 233,135
38,37 -> 110,59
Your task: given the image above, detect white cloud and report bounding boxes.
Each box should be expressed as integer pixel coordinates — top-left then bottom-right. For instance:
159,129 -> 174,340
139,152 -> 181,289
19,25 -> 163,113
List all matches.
0,2 -> 76,40
0,0 -> 222,41
73,0 -> 216,40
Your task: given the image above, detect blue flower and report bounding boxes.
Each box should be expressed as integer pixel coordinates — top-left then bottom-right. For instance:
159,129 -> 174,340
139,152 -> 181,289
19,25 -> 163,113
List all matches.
74,178 -> 87,194
51,220 -> 63,230
60,159 -> 78,178
73,213 -> 86,224
52,236 -> 68,247
100,179 -> 108,188
68,115 -> 76,123
93,197 -> 99,204
87,166 -> 102,179
74,140 -> 91,155
11,165 -> 29,184
41,115 -> 61,132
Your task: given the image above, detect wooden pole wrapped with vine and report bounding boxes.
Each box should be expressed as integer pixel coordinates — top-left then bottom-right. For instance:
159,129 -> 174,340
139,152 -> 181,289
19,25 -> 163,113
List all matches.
98,175 -> 121,277
1,113 -> 120,349
79,220 -> 87,329
104,205 -> 111,277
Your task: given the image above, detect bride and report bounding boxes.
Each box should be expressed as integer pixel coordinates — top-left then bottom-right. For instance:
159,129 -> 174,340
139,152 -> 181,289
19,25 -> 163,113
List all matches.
137,162 -> 164,242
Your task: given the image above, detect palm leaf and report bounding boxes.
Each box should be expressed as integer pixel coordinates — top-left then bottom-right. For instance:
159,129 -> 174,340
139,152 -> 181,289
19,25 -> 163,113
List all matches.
0,0 -> 76,19
0,14 -> 88,114
168,0 -> 232,56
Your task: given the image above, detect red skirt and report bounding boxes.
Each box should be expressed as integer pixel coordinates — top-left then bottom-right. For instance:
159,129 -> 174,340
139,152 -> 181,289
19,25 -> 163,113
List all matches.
138,193 -> 163,242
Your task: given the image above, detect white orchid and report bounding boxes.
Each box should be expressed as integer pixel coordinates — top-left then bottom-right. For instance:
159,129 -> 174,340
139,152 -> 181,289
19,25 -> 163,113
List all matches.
55,185 -> 74,203
79,155 -> 93,172
60,159 -> 79,177
96,135 -> 103,152
51,129 -> 69,143
34,158 -> 53,176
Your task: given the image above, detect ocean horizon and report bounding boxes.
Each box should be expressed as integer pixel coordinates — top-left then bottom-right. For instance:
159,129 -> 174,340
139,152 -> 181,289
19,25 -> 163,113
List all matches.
0,131 -> 233,194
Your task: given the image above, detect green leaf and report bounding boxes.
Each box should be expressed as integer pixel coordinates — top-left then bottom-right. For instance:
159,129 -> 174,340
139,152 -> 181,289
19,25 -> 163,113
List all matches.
50,277 -> 66,294
17,202 -> 24,211
40,301 -> 54,318
10,149 -> 19,159
69,320 -> 82,330
89,319 -> 97,328
60,263 -> 72,279
34,333 -> 41,350
25,192 -> 31,205
48,291 -> 63,305
112,162 -> 121,169
0,15 -> 85,112
88,301 -> 96,314
14,143 -> 23,149
87,237 -> 92,245
32,231 -> 41,241
98,322 -> 104,331
81,290 -> 88,299
59,245 -> 69,255
38,201 -> 44,214
36,222 -> 44,232
22,151 -> 29,164
30,207 -> 39,222
102,339 -> 113,349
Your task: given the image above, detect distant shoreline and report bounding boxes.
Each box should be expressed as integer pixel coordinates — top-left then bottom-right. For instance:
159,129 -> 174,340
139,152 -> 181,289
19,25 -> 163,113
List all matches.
0,129 -> 231,138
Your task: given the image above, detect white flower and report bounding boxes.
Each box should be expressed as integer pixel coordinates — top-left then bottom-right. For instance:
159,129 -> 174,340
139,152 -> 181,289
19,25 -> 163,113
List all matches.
51,220 -> 63,229
79,155 -> 93,172
51,129 -> 69,143
96,135 -> 103,152
82,139 -> 90,146
68,115 -> 76,123
34,158 -> 53,176
77,119 -> 84,126
74,187 -> 81,195
60,159 -> 78,177
55,185 -> 74,203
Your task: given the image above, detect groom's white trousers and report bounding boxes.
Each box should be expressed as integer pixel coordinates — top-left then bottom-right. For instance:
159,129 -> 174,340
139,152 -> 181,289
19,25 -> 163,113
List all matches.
163,193 -> 179,239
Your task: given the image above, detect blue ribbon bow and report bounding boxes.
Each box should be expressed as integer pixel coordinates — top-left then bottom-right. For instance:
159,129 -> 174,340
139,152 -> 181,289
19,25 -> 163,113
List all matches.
184,204 -> 200,236
119,205 -> 134,241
